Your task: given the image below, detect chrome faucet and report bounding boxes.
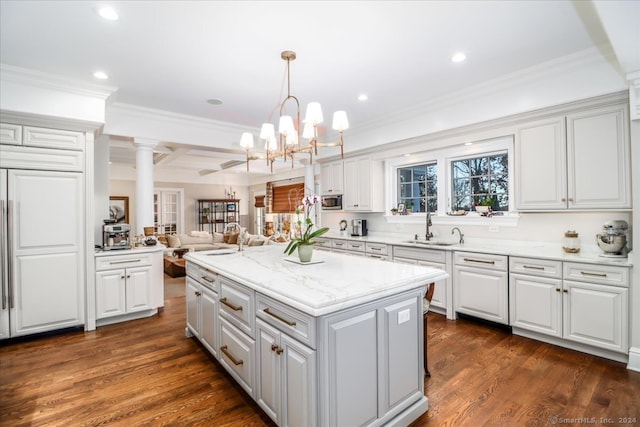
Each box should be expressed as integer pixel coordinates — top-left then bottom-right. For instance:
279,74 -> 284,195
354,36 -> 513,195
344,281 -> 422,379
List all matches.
226,222 -> 244,251
425,212 -> 433,241
451,227 -> 464,244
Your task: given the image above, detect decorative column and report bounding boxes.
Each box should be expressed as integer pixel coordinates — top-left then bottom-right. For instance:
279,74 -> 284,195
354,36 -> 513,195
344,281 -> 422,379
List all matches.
134,138 -> 157,236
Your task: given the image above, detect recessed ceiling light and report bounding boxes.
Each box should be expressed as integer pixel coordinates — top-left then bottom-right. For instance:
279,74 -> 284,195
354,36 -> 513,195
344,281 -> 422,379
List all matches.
451,52 -> 466,63
404,154 -> 411,157
207,98 -> 223,105
97,6 -> 119,21
358,94 -> 368,101
464,142 -> 473,146
93,71 -> 109,80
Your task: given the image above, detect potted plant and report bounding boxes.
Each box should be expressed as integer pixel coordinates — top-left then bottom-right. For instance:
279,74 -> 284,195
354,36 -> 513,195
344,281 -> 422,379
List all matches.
202,207 -> 210,223
284,195 -> 329,262
475,197 -> 495,214
404,201 -> 413,214
391,208 -> 398,216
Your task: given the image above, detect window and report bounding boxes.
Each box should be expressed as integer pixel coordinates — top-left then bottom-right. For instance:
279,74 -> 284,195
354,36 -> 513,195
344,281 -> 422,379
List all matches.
397,163 -> 437,213
451,152 -> 508,211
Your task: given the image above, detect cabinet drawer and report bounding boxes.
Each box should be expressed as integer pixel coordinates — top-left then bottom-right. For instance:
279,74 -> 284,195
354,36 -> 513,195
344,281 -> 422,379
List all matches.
454,251 -> 508,271
220,278 -> 255,336
331,239 -> 348,250
393,245 -> 446,263
366,254 -> 388,261
346,241 -> 365,252
256,294 -> 317,349
314,237 -> 331,250
0,144 -> 84,171
366,242 -> 388,255
563,263 -> 629,287
186,263 -> 218,291
219,317 -> 255,397
1,123 -> 22,145
510,257 -> 562,278
23,126 -> 84,151
96,253 -> 152,271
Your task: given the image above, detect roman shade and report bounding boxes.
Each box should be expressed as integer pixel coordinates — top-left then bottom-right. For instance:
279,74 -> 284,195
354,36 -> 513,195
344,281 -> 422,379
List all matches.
270,182 -> 304,213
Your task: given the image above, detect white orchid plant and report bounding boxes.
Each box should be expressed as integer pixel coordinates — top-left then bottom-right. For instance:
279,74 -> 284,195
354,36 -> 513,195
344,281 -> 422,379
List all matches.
284,194 -> 329,255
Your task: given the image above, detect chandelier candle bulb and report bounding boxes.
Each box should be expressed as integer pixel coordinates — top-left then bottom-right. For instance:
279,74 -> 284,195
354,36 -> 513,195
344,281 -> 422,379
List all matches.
561,230 -> 581,253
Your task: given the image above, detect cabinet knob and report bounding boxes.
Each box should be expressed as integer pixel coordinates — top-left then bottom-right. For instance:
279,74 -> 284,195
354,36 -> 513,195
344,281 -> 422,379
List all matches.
556,288 -> 561,292
563,289 -> 568,293
195,291 -> 201,297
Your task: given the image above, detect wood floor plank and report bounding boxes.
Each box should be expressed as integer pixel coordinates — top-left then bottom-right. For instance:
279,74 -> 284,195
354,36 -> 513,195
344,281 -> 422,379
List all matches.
2,293 -> 639,426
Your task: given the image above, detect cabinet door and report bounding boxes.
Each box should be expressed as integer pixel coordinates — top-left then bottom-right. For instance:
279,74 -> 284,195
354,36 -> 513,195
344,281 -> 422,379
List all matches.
342,158 -> 359,210
509,274 -> 562,337
563,280 -> 628,353
126,266 -> 152,313
454,266 -> 508,324
379,296 -> 422,414
567,105 -> 630,209
256,320 -> 281,424
282,334 -> 316,427
321,161 -> 343,194
186,277 -> 200,337
8,170 -> 84,336
0,170 -> 8,339
219,317 -> 255,398
417,260 -> 446,310
515,117 -> 567,210
326,309 -> 378,427
200,285 -> 218,357
96,269 -> 126,319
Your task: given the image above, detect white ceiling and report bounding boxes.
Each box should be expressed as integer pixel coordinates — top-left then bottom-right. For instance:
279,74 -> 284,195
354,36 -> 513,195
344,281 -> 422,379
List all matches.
1,0 -> 638,179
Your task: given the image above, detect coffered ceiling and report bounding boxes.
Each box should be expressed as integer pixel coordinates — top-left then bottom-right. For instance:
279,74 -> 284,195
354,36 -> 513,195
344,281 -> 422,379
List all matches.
1,1 -> 638,179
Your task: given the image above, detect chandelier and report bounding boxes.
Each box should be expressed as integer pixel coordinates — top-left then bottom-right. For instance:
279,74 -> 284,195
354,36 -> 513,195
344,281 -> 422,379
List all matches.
239,50 -> 349,172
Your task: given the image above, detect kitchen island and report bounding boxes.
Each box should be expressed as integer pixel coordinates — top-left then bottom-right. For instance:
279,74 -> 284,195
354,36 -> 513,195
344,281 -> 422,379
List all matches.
185,244 -> 448,427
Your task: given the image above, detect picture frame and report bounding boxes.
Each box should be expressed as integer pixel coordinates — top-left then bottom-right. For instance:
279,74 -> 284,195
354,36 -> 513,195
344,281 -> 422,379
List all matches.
227,202 -> 236,212
397,203 -> 406,215
109,196 -> 129,224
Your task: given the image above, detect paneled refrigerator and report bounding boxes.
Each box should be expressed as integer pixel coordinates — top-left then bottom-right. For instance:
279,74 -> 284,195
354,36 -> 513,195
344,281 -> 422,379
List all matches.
0,168 -> 84,339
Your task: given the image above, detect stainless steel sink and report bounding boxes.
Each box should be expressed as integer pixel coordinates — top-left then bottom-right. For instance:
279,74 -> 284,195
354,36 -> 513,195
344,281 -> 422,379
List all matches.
402,239 -> 458,246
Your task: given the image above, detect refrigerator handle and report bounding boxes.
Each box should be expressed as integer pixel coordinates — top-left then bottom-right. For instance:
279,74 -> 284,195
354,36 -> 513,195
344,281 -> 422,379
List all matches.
6,200 -> 13,309
0,199 -> 5,310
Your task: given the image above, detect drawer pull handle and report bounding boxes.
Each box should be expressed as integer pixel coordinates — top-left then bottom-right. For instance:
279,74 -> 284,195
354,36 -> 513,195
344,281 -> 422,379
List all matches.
271,344 -> 283,355
264,308 -> 296,326
463,258 -> 495,265
220,345 -> 243,366
110,259 -> 142,265
523,265 -> 545,270
220,297 -> 242,311
201,276 -> 215,284
580,271 -> 607,278
370,247 -> 382,251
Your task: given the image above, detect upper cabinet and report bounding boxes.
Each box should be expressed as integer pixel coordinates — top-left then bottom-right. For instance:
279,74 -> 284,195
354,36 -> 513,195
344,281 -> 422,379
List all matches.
516,103 -> 630,210
343,155 -> 384,212
321,160 -> 344,194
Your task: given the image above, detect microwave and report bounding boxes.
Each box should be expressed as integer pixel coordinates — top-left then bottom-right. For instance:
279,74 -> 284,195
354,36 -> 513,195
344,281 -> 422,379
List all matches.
322,194 -> 342,210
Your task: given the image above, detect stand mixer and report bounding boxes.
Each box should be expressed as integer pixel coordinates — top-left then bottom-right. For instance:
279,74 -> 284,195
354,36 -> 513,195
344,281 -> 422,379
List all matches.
596,220 -> 629,258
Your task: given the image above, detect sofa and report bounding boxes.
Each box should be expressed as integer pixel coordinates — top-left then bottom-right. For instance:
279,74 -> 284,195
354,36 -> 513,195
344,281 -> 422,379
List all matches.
161,230 -> 275,253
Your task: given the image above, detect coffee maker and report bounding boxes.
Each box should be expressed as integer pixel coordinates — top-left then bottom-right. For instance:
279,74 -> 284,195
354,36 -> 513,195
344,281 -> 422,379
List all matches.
103,221 -> 131,250
351,219 -> 368,237
596,220 -> 629,258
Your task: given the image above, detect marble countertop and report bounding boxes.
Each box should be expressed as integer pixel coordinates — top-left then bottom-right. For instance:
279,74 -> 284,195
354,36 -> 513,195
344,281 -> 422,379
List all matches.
185,245 -> 448,317
322,231 -> 633,267
94,245 -> 164,257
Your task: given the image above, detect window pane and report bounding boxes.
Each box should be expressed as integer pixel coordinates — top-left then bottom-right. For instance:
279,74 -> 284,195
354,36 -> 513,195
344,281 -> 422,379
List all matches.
400,183 -> 411,198
413,165 -> 426,181
451,151 -> 509,212
396,162 -> 437,213
399,169 -> 412,182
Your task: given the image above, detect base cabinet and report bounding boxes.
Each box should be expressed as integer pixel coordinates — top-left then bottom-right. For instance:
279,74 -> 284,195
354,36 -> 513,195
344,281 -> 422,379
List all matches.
256,319 -> 316,427
186,276 -> 218,357
96,266 -> 152,318
454,252 -> 508,324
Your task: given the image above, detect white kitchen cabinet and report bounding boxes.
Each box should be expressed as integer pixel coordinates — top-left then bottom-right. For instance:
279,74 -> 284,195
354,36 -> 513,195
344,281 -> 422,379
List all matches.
1,169 -> 84,338
515,117 -> 567,210
256,318 -> 316,427
392,245 -> 449,316
95,250 -> 163,326
515,103 -> 630,210
453,252 -> 509,324
186,263 -> 219,357
562,262 -> 629,353
343,155 -> 384,212
320,161 -> 343,195
509,257 -> 563,337
96,266 -> 151,318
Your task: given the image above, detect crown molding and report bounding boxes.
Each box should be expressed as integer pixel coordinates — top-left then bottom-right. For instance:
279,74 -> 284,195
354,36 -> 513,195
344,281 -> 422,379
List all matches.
0,63 -> 117,100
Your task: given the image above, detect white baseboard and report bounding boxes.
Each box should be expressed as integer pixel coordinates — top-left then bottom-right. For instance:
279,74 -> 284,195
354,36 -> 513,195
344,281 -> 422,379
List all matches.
627,347 -> 640,372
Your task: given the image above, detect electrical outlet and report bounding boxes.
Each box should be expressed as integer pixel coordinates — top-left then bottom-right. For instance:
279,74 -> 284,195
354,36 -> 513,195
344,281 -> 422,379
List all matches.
489,225 -> 500,232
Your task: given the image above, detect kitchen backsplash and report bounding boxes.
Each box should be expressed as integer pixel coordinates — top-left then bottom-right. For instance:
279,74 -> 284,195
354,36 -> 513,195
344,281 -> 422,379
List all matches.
321,211 -> 633,249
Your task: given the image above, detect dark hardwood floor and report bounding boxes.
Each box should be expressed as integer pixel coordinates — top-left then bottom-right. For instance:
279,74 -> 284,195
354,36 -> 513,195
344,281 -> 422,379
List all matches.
1,292 -> 639,426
